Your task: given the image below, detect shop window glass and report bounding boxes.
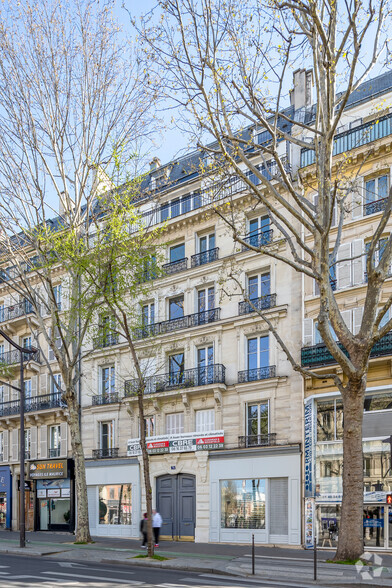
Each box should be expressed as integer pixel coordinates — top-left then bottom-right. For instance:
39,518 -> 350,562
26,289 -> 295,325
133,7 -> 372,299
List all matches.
98,484 -> 132,525
317,399 -> 343,441
221,479 -> 266,529
364,392 -> 392,411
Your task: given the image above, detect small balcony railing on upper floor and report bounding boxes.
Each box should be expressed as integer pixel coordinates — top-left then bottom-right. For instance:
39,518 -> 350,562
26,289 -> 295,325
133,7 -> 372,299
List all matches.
300,112 -> 392,168
49,447 -> 61,458
92,392 -> 120,406
162,258 -> 188,275
0,392 -> 63,417
237,366 -> 276,383
364,197 -> 388,216
0,300 -> 38,324
93,333 -> 119,349
238,294 -> 276,315
301,331 -> 392,368
241,229 -> 273,251
92,448 -> 119,459
191,248 -> 219,267
133,308 -> 221,340
0,348 -> 41,366
238,433 -> 277,448
124,364 -> 226,397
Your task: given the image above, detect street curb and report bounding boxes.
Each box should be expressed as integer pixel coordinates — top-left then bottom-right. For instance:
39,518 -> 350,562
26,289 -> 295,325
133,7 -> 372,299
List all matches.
100,558 -> 234,576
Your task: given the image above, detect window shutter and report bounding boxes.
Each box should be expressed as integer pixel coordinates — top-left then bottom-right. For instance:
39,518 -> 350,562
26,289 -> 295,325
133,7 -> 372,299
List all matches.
352,239 -> 364,285
40,374 -> 47,395
341,309 -> 352,332
303,318 -> 313,346
269,478 -> 288,535
30,426 -> 38,460
11,429 -> 18,461
3,430 -> 8,462
40,425 -> 48,458
337,243 -> 351,289
31,376 -> 37,398
3,384 -> 9,404
314,279 -> 320,296
48,328 -> 55,361
351,178 -> 363,219
60,422 -> 67,457
353,307 -> 364,335
11,380 -> 18,402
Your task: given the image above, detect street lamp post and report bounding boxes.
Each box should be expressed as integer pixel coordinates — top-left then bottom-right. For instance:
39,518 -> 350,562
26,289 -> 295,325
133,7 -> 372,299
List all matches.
0,328 -> 37,548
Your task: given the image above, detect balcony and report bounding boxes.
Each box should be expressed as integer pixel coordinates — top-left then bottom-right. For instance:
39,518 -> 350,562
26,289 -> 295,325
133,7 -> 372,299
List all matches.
49,447 -> 61,458
191,248 -> 219,267
92,448 -> 119,459
93,333 -> 119,349
0,392 -> 63,417
300,112 -> 392,167
134,308 -> 221,340
241,229 -> 273,251
92,392 -> 120,406
0,349 -> 40,367
0,300 -> 38,325
238,366 -> 276,383
238,294 -> 276,315
301,331 -> 392,368
364,197 -> 388,216
162,258 -> 188,275
238,433 -> 277,448
124,364 -> 226,397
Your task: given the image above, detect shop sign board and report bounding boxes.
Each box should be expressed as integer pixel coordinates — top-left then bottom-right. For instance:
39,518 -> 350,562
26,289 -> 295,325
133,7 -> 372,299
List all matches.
316,490 -> 387,503
304,399 -> 315,497
127,431 -> 224,456
47,488 -> 61,497
304,497 -> 315,549
37,489 -> 46,498
29,460 -> 68,479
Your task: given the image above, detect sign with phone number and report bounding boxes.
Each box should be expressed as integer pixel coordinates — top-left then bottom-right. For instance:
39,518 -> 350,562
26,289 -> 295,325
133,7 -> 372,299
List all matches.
127,431 -> 224,456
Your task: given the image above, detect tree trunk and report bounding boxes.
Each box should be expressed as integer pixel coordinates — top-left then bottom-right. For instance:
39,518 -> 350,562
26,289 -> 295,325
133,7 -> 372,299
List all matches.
67,390 -> 92,543
138,388 -> 154,557
334,378 -> 366,561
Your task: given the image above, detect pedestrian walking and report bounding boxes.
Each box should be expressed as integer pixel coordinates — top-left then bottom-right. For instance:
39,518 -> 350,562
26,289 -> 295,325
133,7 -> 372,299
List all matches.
140,512 -> 148,548
152,509 -> 162,547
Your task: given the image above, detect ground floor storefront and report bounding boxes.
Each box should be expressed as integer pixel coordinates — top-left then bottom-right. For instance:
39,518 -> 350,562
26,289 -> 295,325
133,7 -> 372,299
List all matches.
0,466 -> 11,529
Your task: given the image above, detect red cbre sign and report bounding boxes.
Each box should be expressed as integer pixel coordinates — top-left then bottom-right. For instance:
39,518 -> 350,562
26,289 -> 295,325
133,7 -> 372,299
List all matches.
196,436 -> 224,445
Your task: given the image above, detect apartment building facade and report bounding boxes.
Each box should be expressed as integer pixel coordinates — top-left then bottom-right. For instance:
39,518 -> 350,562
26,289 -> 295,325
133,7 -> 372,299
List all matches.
301,70 -> 392,550
81,143 -> 304,543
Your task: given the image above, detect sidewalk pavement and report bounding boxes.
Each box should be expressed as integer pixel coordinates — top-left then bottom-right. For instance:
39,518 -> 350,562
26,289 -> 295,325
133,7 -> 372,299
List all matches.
0,530 -> 391,586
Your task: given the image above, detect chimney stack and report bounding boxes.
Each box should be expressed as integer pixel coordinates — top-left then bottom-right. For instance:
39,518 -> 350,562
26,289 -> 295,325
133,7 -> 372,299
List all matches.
290,69 -> 314,111
150,157 -> 161,171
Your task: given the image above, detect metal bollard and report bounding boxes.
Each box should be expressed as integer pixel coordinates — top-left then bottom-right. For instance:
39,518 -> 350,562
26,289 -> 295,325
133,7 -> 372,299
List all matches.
313,538 -> 317,581
252,533 -> 255,575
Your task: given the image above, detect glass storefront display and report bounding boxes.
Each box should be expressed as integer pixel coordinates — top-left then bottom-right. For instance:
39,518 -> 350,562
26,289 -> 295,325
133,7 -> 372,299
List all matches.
0,493 -> 6,528
37,478 -> 72,531
220,479 -> 266,529
98,484 -> 132,525
363,505 -> 384,548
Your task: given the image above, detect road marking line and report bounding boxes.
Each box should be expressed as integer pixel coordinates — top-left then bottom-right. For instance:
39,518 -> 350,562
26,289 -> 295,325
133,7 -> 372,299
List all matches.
42,571 -> 142,584
243,554 -> 314,562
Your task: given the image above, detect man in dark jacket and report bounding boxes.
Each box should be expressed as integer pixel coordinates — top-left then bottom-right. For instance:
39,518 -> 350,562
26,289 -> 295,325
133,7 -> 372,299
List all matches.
140,512 -> 148,547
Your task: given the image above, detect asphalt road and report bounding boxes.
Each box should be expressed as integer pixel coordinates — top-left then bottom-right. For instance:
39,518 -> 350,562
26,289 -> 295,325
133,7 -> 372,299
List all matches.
0,554 -> 331,588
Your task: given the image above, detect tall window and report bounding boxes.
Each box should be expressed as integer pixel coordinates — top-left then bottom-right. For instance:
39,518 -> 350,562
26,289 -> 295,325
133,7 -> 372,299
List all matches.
169,353 -> 185,385
101,366 -> 115,396
247,402 -> 269,437
0,344 -> 4,361
247,336 -> 269,374
248,274 -> 270,300
99,484 -> 132,525
142,302 -> 155,326
221,479 -> 266,529
0,432 -> 3,460
365,174 -> 388,211
166,412 -> 184,434
169,243 -> 185,263
24,429 -> 31,457
100,421 -> 115,451
143,416 -> 155,437
22,336 -> 32,349
197,287 -> 215,313
50,425 -> 61,457
0,303 -> 4,323
248,216 -> 270,246
53,284 -> 62,310
195,409 -> 215,432
100,314 -> 116,346
317,399 -> 343,441
199,233 -> 215,252
169,296 -> 184,320
0,386 -> 3,404
197,346 -> 213,385
51,374 -> 62,395
24,380 -> 32,406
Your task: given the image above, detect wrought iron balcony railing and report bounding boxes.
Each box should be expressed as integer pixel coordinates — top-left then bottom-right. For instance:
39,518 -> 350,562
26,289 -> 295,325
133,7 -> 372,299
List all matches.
238,294 -> 276,315
92,392 -> 120,406
124,364 -> 226,397
0,300 -> 37,324
242,229 -> 273,251
49,447 -> 61,458
301,331 -> 392,367
238,366 -> 276,383
364,197 -> 388,216
0,392 -> 63,417
0,348 -> 40,366
93,333 -> 119,349
301,112 -> 392,167
238,433 -> 277,448
162,257 -> 188,275
134,308 -> 221,340
191,248 -> 219,267
92,448 -> 119,459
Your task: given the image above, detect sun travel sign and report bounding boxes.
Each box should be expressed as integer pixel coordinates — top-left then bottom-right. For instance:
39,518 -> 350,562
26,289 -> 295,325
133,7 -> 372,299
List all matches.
29,460 -> 68,479
127,430 -> 224,456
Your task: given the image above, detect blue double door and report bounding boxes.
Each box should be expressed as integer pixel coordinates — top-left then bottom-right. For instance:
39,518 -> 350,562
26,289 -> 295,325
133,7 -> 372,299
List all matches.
156,474 -> 196,541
